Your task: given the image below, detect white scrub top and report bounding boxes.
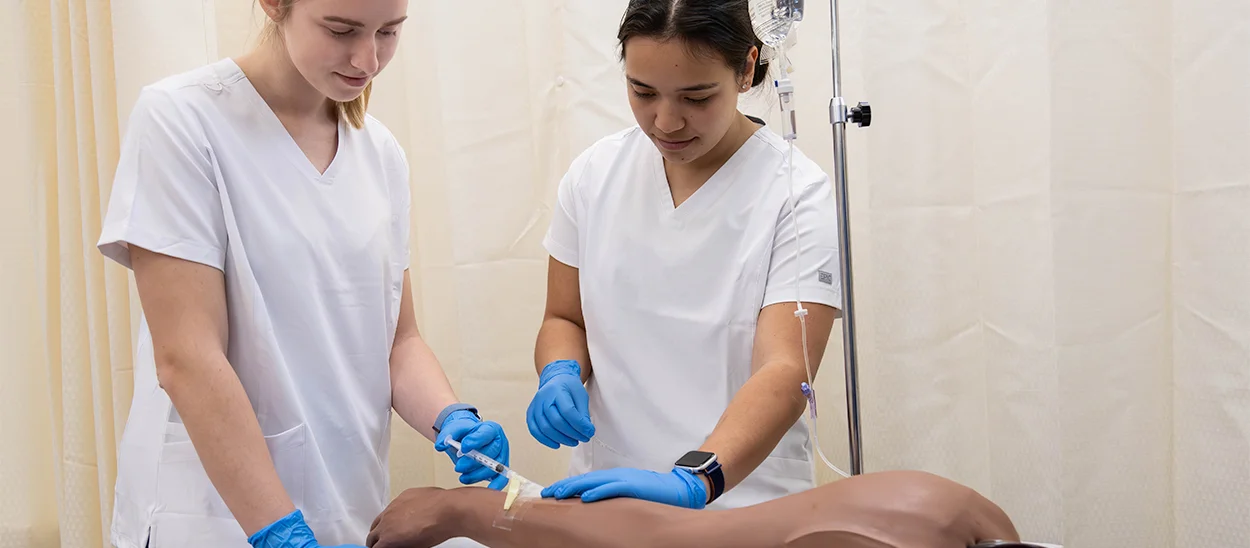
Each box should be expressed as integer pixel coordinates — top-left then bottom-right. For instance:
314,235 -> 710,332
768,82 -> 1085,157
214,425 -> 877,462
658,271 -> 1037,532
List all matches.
99,59 -> 408,547
543,123 -> 843,509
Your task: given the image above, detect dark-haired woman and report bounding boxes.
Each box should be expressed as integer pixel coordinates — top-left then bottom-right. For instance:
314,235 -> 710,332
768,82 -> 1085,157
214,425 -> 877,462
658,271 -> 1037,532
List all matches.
527,0 -> 844,511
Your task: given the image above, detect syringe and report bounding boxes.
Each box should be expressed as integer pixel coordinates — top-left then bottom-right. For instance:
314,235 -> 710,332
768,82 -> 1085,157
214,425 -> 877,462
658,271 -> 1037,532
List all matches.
446,438 -> 547,511
445,439 -> 514,478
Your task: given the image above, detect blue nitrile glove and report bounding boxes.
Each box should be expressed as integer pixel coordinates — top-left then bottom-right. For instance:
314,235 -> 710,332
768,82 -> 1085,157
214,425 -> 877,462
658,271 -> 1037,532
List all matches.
526,360 -> 595,449
248,509 -> 363,548
540,467 -> 708,509
433,406 -> 511,491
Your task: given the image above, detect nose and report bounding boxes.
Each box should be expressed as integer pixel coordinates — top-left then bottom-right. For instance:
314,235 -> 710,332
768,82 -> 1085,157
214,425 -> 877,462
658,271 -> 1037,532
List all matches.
351,37 -> 379,76
653,99 -> 685,135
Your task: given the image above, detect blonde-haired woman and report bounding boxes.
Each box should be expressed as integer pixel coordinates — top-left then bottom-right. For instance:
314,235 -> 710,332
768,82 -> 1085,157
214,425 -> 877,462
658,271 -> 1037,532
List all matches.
97,1 -> 511,546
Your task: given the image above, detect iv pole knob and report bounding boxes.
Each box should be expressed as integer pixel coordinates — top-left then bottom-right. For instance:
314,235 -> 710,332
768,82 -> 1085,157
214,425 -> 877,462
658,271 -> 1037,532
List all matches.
850,102 -> 871,127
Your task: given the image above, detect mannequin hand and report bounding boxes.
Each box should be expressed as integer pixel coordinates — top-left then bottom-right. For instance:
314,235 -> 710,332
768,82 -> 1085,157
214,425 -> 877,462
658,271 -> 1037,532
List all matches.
248,509 -> 365,548
540,467 -> 708,509
434,409 -> 510,491
526,360 -> 595,448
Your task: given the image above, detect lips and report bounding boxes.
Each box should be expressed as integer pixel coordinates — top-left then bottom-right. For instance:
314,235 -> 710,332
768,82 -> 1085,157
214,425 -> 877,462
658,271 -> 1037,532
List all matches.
338,73 -> 369,87
656,136 -> 696,151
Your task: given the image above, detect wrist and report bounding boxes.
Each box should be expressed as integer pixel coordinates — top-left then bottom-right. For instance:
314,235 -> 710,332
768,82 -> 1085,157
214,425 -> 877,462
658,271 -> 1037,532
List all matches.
247,509 -> 307,548
434,403 -> 479,433
539,360 -> 581,385
432,488 -> 466,540
698,474 -> 714,504
438,487 -> 495,541
670,468 -> 709,509
674,450 -> 724,506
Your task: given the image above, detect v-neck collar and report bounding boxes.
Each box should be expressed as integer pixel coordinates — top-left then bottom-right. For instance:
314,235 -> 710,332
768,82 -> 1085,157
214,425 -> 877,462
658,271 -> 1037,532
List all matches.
651,124 -> 768,219
222,58 -> 347,185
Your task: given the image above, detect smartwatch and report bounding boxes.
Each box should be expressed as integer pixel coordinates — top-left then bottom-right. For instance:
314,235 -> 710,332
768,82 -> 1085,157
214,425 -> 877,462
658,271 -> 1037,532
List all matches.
674,450 -> 725,504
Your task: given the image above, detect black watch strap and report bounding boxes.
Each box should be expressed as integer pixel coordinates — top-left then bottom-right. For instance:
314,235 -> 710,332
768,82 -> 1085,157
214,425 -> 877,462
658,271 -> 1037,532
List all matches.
704,461 -> 725,503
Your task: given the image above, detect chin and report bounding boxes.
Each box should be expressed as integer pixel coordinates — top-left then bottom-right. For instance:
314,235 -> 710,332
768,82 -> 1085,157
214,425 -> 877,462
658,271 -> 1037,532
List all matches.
321,77 -> 371,102
325,88 -> 366,103
658,147 -> 708,165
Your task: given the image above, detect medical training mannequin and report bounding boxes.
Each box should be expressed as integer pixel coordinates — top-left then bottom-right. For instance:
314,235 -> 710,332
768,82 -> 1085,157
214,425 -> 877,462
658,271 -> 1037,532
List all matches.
366,470 -> 1023,548
96,0 -> 513,546
529,0 -> 842,511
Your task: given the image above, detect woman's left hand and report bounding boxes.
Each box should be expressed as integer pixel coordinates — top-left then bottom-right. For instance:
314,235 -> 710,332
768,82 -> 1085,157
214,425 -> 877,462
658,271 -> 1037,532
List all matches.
434,410 -> 511,490
540,467 -> 708,509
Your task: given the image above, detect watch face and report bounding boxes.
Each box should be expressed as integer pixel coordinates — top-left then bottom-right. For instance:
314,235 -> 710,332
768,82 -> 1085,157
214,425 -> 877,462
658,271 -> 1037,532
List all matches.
675,450 -> 716,469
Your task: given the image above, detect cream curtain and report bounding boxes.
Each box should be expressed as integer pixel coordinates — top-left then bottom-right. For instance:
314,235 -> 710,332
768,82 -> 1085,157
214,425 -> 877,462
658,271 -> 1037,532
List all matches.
4,1 -> 1249,547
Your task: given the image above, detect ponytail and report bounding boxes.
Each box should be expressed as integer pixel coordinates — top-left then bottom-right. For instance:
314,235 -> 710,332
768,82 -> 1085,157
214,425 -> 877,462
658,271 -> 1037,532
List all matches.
336,81 -> 372,129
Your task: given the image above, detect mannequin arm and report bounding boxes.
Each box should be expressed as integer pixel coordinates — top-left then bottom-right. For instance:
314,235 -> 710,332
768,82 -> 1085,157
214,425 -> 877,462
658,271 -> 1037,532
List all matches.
367,471 -> 1021,548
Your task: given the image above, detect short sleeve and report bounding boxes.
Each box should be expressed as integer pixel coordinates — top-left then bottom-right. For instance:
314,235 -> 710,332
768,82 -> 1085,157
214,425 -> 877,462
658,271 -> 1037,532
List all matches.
390,138 -> 413,271
97,88 -> 227,271
542,150 -> 590,269
761,175 -> 843,309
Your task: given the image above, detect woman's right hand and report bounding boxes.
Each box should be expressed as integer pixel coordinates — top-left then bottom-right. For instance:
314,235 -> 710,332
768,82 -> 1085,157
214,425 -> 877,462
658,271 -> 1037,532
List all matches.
526,360 -> 596,448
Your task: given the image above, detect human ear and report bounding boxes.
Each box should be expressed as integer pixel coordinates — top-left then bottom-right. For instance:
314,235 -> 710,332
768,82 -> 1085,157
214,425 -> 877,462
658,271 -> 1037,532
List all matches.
742,46 -> 761,90
257,0 -> 283,21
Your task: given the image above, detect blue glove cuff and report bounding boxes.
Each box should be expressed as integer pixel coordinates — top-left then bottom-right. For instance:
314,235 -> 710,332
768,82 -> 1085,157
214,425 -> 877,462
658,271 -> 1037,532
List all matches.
672,468 -> 709,510
247,509 -> 309,548
434,403 -> 479,433
539,360 -> 581,387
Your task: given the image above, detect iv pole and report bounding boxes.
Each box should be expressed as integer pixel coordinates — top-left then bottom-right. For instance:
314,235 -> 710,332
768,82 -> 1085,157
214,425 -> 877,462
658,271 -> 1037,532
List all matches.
826,0 -> 871,476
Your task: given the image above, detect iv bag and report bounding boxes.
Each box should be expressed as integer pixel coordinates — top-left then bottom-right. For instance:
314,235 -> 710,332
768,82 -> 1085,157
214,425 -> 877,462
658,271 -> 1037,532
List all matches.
749,0 -> 804,48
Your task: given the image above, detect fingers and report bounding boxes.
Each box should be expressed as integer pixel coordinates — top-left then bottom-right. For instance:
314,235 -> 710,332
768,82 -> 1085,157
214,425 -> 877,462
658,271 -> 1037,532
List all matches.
487,472 -> 510,491
460,466 -> 497,485
580,481 -> 637,503
542,471 -> 613,499
568,381 -> 594,430
543,399 -> 588,444
434,419 -> 473,452
454,421 -> 511,486
459,422 -> 500,453
454,456 -> 478,475
552,389 -> 595,441
496,431 -> 510,467
527,399 -> 562,449
534,410 -> 579,447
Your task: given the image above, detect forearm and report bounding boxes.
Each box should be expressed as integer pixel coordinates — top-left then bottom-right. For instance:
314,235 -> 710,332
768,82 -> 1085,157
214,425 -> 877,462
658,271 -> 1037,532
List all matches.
445,488 -> 704,548
390,332 -> 459,442
700,361 -> 810,494
372,473 -> 1023,548
534,316 -> 592,382
159,353 -> 294,536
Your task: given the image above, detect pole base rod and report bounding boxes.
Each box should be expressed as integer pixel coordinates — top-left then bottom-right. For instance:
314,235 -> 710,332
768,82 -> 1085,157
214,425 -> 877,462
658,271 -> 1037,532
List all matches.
828,0 -> 867,477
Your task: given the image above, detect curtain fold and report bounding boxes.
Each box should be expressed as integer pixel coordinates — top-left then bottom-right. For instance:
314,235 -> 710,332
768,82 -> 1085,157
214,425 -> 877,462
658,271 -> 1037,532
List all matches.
4,1 -> 1249,547
1171,0 -> 1250,545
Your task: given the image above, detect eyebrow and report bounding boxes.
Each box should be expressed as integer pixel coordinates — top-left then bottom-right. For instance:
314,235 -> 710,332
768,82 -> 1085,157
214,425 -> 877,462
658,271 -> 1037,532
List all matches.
627,77 -> 720,92
324,15 -> 409,27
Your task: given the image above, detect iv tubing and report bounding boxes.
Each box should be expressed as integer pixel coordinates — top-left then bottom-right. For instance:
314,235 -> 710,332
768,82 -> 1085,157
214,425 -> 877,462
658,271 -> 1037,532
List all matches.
777,40 -> 849,480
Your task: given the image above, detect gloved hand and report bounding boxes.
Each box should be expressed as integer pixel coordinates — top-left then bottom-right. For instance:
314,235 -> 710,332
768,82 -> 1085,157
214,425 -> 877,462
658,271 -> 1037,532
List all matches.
248,509 -> 363,548
433,406 -> 510,491
526,360 -> 595,449
540,467 -> 709,509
